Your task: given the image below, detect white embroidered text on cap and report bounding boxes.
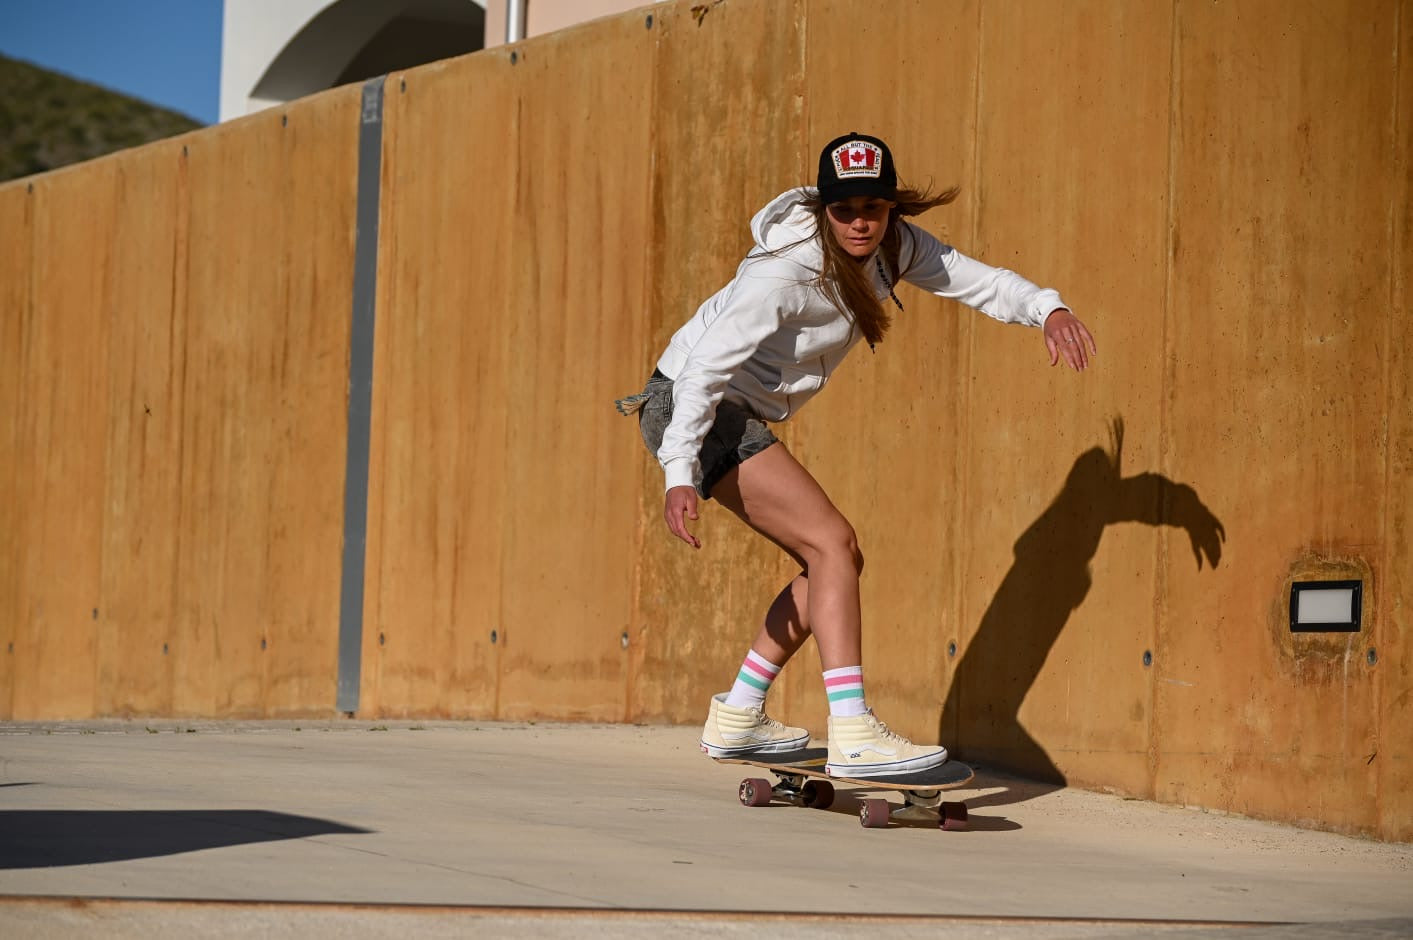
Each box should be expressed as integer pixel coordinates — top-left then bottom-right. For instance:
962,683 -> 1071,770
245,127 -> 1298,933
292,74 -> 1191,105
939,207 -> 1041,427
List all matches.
831,141 -> 884,179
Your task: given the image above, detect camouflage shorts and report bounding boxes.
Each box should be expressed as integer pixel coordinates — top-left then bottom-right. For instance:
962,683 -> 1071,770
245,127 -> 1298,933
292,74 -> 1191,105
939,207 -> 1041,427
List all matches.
615,370 -> 778,500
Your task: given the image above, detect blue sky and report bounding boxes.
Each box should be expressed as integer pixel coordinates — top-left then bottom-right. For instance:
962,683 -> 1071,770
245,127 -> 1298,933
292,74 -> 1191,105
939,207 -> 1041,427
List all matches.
0,0 -> 223,124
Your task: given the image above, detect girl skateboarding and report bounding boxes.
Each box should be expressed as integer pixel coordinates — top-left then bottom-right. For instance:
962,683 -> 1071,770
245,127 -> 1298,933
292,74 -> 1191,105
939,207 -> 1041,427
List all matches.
619,132 -> 1096,778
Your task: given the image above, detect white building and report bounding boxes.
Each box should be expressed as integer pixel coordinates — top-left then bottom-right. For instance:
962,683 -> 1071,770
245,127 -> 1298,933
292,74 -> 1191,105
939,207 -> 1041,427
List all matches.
219,0 -> 661,122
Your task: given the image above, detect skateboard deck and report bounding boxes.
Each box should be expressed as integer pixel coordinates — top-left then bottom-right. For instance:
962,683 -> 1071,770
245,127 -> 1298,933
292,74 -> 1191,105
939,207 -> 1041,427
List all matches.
714,746 -> 974,830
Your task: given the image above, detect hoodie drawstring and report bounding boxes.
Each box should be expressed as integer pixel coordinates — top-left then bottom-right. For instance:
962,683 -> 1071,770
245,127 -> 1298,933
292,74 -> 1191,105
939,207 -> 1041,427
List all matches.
871,255 -> 904,352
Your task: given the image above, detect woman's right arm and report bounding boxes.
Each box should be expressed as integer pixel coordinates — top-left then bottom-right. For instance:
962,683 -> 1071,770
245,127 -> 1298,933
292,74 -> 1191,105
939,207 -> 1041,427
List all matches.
656,259 -> 793,494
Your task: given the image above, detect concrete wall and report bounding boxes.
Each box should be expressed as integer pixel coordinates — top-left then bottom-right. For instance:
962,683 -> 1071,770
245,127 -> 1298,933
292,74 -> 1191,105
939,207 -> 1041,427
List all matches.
1,0 -> 1408,841
2,93 -> 361,718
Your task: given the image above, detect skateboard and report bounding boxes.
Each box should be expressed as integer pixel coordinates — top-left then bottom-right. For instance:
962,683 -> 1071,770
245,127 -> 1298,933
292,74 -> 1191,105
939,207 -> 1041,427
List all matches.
714,746 -> 974,830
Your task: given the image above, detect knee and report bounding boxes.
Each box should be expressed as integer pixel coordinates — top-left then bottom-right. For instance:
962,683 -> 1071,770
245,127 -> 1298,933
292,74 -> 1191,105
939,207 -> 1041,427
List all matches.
805,521 -> 864,576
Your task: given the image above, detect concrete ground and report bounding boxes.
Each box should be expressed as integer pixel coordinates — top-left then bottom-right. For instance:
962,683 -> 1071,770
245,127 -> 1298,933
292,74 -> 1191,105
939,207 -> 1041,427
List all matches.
0,721 -> 1409,939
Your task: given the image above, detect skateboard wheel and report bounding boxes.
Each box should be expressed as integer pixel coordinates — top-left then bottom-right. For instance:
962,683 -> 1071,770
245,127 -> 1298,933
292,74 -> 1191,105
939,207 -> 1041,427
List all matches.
940,801 -> 968,831
738,778 -> 773,807
860,798 -> 891,828
801,780 -> 835,810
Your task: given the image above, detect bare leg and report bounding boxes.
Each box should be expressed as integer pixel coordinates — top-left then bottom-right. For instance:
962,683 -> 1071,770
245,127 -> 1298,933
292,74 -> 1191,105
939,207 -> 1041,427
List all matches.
711,445 -> 944,773
749,574 -> 811,665
711,443 -> 864,671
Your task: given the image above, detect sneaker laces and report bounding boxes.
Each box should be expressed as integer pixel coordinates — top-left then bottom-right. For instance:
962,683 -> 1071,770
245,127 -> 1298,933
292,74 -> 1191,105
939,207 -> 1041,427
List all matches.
866,711 -> 909,744
751,709 -> 787,730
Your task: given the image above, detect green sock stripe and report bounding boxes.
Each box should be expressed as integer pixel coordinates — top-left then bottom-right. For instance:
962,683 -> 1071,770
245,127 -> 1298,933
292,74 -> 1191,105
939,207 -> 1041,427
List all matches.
827,688 -> 865,702
736,670 -> 770,692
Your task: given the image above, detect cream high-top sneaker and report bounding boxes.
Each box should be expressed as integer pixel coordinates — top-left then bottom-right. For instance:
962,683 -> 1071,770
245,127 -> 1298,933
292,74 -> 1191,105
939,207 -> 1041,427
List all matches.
826,710 -> 948,777
698,693 -> 810,757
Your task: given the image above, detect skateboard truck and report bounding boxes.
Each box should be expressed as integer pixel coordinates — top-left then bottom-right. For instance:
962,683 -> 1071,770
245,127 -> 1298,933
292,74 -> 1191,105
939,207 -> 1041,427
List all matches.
738,772 -> 835,810
864,789 -> 970,831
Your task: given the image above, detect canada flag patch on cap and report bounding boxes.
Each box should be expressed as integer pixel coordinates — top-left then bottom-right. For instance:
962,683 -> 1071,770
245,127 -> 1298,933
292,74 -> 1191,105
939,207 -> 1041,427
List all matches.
831,140 -> 883,179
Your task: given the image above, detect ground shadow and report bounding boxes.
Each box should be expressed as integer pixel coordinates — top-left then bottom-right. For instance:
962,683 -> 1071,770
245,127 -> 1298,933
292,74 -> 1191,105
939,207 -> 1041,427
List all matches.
0,810 -> 372,869
939,418 -> 1225,804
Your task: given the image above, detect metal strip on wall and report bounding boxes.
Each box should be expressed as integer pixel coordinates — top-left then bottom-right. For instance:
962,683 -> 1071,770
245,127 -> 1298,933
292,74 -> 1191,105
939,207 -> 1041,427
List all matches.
336,75 -> 386,714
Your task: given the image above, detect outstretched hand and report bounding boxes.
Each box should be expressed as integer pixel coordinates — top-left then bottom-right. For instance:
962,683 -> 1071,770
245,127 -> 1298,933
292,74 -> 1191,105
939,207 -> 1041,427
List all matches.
1167,483 -> 1226,570
1044,309 -> 1098,371
664,485 -> 701,549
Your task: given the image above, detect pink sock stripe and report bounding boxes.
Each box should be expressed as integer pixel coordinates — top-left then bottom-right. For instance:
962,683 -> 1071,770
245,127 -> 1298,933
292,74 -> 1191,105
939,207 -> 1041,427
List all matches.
824,674 -> 863,689
742,652 -> 781,680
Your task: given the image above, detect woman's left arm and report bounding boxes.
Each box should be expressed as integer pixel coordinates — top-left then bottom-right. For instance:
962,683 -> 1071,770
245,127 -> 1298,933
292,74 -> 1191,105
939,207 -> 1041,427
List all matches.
899,221 -> 1096,371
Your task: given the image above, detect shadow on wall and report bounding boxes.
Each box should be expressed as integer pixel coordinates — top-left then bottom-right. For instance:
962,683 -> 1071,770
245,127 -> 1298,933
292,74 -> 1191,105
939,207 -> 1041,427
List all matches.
940,418 -> 1225,800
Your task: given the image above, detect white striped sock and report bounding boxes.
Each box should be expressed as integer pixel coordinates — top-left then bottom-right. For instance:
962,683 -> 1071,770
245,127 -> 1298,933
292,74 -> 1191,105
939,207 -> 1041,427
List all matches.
724,650 -> 781,709
823,665 -> 867,717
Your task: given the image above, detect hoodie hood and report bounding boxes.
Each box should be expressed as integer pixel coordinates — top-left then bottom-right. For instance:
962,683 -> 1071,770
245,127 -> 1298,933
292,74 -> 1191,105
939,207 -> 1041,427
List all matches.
749,187 -> 821,255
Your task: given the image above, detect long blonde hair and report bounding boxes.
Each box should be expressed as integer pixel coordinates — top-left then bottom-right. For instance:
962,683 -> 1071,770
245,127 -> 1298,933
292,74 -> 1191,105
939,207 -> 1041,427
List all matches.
803,184 -> 960,347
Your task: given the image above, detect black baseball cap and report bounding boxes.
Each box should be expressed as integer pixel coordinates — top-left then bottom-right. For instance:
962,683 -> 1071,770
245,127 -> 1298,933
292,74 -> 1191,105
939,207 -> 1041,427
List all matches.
817,132 -> 897,204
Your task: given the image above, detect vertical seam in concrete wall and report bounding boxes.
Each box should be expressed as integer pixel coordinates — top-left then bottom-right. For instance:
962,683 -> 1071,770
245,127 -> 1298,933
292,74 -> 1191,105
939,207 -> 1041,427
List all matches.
336,75 -> 386,714
798,0 -> 810,186
493,77 -> 522,720
624,12 -> 661,723
11,183 -> 36,719
788,0 -> 810,724
96,167 -> 121,718
1153,0 -> 1182,793
955,0 -> 986,742
23,183 -> 40,720
170,152 -> 192,715
167,146 -> 192,717
1375,0 -> 1404,837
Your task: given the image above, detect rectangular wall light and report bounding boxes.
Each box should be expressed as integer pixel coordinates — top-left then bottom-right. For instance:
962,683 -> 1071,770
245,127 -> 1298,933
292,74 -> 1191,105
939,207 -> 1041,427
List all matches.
1289,580 -> 1363,633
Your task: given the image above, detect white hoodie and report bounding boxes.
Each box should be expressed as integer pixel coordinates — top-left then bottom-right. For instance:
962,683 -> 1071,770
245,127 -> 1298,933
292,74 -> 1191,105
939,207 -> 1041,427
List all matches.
655,188 -> 1068,492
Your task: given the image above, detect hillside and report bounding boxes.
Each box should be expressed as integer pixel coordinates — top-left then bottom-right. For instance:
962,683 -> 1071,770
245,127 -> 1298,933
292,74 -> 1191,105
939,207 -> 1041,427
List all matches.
0,53 -> 203,184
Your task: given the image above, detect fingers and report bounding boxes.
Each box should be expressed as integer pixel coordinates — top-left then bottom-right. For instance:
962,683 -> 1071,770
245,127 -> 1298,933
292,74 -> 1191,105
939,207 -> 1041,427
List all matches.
1044,311 -> 1097,372
1056,324 -> 1091,371
664,486 -> 701,549
1185,512 -> 1225,570
1204,519 -> 1226,568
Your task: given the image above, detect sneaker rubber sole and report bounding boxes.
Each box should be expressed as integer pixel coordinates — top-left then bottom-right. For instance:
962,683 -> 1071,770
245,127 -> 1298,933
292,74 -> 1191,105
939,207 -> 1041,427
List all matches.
700,731 -> 810,758
826,748 -> 948,778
